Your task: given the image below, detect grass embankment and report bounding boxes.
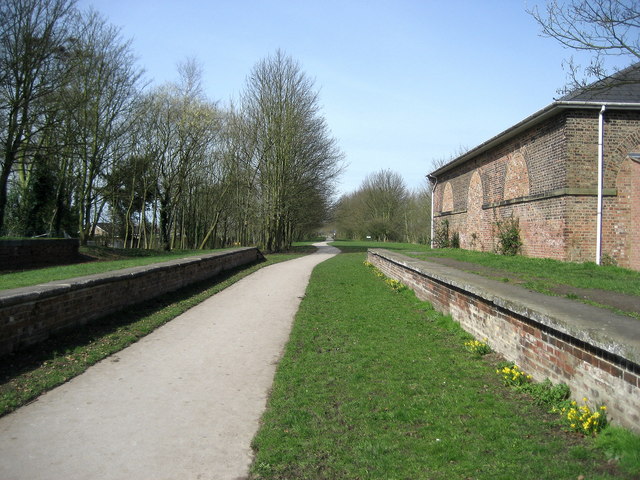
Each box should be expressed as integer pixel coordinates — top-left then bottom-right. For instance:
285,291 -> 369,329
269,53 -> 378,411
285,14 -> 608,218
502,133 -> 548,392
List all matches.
330,239 -> 432,254
331,240 -> 640,318
410,248 -> 640,297
0,246 -> 237,290
250,252 -> 639,479
331,240 -> 639,297
0,249 -> 309,417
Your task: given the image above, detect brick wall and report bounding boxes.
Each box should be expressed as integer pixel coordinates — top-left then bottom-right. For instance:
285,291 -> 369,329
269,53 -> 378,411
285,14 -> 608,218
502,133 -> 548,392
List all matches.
368,249 -> 640,433
432,109 -> 640,269
0,248 -> 262,356
0,239 -> 81,271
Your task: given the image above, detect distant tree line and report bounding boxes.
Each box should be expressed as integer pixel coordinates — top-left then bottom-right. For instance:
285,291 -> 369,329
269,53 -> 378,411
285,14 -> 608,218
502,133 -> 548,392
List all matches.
334,169 -> 431,244
0,0 -> 343,252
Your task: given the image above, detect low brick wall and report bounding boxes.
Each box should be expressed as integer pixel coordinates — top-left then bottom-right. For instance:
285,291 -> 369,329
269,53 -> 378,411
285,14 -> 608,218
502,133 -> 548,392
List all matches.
368,248 -> 640,433
0,248 -> 263,356
0,239 -> 81,271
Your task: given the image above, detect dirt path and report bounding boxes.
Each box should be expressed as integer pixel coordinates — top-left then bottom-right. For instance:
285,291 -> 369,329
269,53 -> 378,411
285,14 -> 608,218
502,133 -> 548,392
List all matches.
0,243 -> 339,480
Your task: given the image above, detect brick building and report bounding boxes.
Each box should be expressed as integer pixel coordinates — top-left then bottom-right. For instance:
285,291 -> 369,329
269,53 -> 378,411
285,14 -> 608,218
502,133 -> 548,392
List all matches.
428,64 -> 640,270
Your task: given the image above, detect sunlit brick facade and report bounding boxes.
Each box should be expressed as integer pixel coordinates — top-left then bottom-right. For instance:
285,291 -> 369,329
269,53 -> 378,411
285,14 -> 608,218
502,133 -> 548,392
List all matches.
429,65 -> 640,270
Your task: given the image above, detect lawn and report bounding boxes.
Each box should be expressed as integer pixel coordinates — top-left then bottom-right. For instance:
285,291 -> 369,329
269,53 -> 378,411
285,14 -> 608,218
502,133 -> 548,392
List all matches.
1,244 -> 324,291
331,240 -> 640,297
407,248 -> 640,297
330,240 -> 639,324
329,239 -> 432,254
0,246 -> 237,290
250,251 -> 637,479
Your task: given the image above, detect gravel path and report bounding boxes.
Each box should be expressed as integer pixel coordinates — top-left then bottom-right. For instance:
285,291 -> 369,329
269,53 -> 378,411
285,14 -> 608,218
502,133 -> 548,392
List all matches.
0,242 -> 339,480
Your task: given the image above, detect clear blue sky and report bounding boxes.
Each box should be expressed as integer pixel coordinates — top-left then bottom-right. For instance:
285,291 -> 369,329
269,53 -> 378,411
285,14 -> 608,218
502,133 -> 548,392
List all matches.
77,0 -> 625,196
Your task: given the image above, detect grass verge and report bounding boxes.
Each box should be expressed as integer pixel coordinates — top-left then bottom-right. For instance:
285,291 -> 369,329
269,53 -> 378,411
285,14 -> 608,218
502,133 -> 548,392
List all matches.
0,246 -> 239,290
250,252 -> 634,479
407,248 -> 640,297
0,251 -> 306,417
329,239 -> 432,254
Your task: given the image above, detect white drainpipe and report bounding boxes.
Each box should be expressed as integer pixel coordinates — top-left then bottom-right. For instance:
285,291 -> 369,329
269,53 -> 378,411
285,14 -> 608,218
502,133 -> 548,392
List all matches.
428,175 -> 437,248
596,105 -> 606,265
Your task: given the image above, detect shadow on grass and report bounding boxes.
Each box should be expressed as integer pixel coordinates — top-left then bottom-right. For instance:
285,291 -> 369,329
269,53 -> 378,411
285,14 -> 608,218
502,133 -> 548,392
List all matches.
0,259 -> 265,393
334,246 -> 370,253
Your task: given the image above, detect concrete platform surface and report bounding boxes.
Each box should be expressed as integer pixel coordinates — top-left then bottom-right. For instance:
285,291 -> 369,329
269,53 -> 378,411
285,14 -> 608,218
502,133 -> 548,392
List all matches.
0,242 -> 339,480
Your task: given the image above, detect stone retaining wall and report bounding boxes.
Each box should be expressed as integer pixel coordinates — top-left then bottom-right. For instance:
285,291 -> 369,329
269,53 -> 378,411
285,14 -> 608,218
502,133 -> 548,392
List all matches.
0,239 -> 81,271
0,248 -> 263,356
368,248 -> 640,433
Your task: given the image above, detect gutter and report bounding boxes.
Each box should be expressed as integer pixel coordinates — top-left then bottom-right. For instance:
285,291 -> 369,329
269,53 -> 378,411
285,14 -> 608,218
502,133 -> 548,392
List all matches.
428,101 -> 640,178
596,105 -> 606,265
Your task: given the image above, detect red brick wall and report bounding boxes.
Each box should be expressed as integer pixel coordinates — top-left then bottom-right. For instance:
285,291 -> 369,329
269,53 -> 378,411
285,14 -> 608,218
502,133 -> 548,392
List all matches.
369,249 -> 640,433
465,172 -> 491,251
504,151 -> 530,200
432,109 -> 640,269
0,248 -> 262,356
561,110 -> 640,268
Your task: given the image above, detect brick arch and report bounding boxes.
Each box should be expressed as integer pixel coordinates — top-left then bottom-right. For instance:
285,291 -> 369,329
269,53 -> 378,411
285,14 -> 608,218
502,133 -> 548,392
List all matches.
611,158 -> 640,270
504,151 -> 530,200
442,182 -> 453,212
465,171 -> 488,251
611,127 -> 640,183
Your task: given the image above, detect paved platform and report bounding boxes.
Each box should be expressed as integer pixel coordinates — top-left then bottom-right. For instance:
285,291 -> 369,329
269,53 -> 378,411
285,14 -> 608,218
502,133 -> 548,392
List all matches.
0,243 -> 339,480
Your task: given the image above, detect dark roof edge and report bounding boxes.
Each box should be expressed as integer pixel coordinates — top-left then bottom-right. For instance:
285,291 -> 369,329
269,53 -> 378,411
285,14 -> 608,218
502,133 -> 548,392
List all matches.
428,101 -> 640,178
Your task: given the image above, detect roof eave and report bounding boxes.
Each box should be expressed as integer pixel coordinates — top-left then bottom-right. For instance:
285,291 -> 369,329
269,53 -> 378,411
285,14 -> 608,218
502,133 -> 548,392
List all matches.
428,101 -> 640,179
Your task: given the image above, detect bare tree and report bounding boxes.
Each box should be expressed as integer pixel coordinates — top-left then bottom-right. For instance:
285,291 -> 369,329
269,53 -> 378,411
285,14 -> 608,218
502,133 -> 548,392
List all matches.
529,0 -> 640,91
139,60 -> 221,250
239,50 -> 343,252
360,169 -> 408,242
0,0 -> 76,234
334,191 -> 364,240
429,144 -> 469,173
334,170 -> 430,243
404,181 -> 431,244
64,9 -> 143,244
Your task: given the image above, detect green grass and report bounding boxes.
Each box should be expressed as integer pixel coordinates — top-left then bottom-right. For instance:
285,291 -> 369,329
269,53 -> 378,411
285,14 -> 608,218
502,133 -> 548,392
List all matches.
0,247 -> 232,290
330,239 -> 432,254
293,237 -> 327,245
0,251 -> 306,417
250,252 -> 632,479
331,240 -> 639,297
595,426 -> 640,476
408,248 -> 640,297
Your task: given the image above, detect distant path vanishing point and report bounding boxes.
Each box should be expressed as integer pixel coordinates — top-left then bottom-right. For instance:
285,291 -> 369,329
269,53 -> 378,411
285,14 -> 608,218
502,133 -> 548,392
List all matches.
0,242 -> 339,480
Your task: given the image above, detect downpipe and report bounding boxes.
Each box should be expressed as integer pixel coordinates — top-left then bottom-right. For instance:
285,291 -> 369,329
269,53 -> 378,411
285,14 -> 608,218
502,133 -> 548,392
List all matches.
596,105 -> 605,265
428,174 -> 437,248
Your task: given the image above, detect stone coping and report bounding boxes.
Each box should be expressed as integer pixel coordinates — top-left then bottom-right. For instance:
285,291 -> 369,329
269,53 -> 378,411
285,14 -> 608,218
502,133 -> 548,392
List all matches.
369,248 -> 640,366
0,248 -> 258,308
0,238 -> 78,246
